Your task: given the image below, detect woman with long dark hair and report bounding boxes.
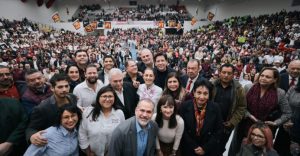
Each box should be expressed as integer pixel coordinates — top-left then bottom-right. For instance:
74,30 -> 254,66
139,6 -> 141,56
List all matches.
152,95 -> 184,156
79,86 -> 125,156
230,67 -> 291,155
163,72 -> 186,111
65,65 -> 81,92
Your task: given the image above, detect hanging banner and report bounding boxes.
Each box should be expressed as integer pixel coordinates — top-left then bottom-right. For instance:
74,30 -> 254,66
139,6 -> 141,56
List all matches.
51,12 -> 60,23
104,21 -> 112,29
158,21 -> 164,28
84,24 -> 93,33
191,17 -> 197,25
91,21 -> 98,29
207,12 -> 215,21
72,19 -> 81,30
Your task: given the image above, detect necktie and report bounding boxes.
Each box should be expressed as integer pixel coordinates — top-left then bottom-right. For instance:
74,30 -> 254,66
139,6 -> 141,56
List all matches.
186,80 -> 193,92
290,78 -> 296,87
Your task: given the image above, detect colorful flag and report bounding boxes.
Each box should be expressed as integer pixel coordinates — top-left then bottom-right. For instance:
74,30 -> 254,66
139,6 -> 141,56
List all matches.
104,21 -> 111,29
191,17 -> 197,25
72,19 -> 81,30
51,12 -> 60,23
91,21 -> 97,29
158,21 -> 164,28
84,24 -> 93,33
207,12 -> 215,21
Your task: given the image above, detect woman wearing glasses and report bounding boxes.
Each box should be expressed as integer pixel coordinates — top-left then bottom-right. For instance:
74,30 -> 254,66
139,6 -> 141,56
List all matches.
79,86 -> 125,156
237,122 -> 279,156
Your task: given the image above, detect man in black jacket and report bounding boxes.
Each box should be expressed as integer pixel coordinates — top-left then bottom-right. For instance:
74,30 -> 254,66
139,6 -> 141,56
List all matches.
25,73 -> 77,146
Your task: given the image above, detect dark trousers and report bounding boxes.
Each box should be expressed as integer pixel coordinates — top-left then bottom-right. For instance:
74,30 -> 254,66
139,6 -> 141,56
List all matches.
274,126 -> 292,156
218,128 -> 233,155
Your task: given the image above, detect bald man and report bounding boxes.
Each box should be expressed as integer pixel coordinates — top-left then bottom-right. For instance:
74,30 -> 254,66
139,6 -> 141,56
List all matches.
137,48 -> 154,73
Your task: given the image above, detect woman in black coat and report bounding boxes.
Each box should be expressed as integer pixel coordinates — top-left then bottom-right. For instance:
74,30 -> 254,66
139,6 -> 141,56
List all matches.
179,79 -> 223,156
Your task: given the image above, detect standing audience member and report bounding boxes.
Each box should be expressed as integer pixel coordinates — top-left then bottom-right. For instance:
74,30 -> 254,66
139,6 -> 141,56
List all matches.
73,64 -> 104,110
108,99 -> 158,156
286,77 -> 300,156
0,65 -> 20,99
138,48 -> 154,73
108,68 -> 139,119
152,95 -> 184,156
74,50 -> 89,81
124,59 -> 144,88
180,80 -> 223,156
181,59 -> 205,93
137,68 -> 162,110
22,69 -> 53,115
230,67 -> 291,155
98,55 -> 116,85
79,86 -> 125,156
163,72 -> 186,111
275,60 -> 300,155
154,53 -> 175,89
24,104 -> 81,156
26,73 -> 77,146
237,122 -> 279,156
65,65 -> 81,93
211,63 -> 247,155
0,67 -> 28,156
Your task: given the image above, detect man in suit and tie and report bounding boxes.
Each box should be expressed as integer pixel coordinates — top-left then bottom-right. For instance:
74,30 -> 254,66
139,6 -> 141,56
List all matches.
275,60 -> 300,156
109,99 -> 158,156
181,59 -> 206,93
108,68 -> 139,119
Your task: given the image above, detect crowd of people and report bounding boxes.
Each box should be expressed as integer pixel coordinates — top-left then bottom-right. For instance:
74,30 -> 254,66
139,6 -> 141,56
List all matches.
0,9 -> 300,156
71,4 -> 192,22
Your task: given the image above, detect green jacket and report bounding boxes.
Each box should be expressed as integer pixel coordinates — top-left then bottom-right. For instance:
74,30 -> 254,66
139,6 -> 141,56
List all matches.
0,98 -> 28,145
211,79 -> 247,127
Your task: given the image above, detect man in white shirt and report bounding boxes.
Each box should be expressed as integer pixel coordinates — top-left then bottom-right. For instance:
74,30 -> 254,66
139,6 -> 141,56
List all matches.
73,64 -> 104,110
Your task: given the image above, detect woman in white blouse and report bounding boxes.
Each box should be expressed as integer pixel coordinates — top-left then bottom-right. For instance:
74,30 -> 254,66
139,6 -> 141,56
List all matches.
79,86 -> 125,156
152,95 -> 184,156
137,68 -> 163,111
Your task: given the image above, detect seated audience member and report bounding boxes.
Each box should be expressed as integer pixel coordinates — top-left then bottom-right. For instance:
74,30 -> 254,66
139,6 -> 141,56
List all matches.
152,95 -> 184,156
123,59 -> 144,88
108,68 -> 139,119
163,72 -> 186,111
22,69 -> 53,115
108,99 -> 158,156
237,122 -> 279,156
179,80 -> 223,156
79,86 -> 125,156
98,55 -> 116,85
65,65 -> 81,93
73,64 -> 104,110
26,73 -> 77,146
0,70 -> 28,155
24,104 -> 81,156
230,67 -> 291,155
137,68 -> 162,110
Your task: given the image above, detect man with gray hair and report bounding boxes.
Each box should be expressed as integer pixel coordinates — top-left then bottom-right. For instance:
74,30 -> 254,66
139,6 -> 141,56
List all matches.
108,68 -> 139,119
138,48 -> 154,73
109,99 -> 158,156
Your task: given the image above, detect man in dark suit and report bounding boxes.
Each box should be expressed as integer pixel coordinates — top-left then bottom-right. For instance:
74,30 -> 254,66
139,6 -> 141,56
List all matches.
109,99 -> 158,156
153,52 -> 175,89
275,60 -> 300,156
181,59 -> 206,93
98,55 -> 115,85
25,73 -> 77,146
108,68 -> 139,119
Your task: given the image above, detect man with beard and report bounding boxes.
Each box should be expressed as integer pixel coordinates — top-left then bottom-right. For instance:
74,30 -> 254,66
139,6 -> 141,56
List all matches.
0,65 -> 20,99
26,73 -> 77,146
109,99 -> 158,156
22,69 -> 53,115
74,50 -> 89,81
73,64 -> 104,110
0,65 -> 28,156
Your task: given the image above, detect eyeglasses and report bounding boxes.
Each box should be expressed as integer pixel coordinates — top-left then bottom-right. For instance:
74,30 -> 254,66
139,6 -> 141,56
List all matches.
100,95 -> 114,99
0,73 -> 12,78
250,133 -> 265,139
